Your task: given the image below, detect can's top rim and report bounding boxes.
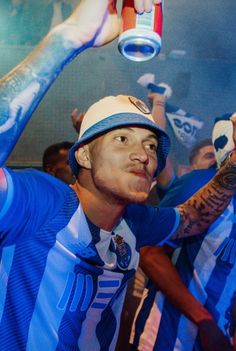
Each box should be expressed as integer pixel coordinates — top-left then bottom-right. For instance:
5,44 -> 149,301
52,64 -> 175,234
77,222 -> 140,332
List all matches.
118,29 -> 161,62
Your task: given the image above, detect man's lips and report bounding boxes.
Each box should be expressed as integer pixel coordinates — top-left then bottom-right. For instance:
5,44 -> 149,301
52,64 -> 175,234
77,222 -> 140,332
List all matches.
129,168 -> 149,179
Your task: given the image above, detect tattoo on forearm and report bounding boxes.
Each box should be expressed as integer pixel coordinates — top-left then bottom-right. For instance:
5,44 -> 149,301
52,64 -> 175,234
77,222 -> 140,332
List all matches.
175,155 -> 236,239
0,24 -> 81,167
214,158 -> 236,190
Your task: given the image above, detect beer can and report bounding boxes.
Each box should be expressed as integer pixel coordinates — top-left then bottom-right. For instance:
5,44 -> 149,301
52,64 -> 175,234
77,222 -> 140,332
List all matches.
118,0 -> 163,62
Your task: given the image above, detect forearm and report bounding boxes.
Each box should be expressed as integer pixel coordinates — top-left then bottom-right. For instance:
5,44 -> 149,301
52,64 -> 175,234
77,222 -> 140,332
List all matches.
173,151 -> 236,239
140,246 -> 213,325
156,157 -> 176,189
0,24 -> 85,166
151,93 -> 176,188
151,94 -> 166,129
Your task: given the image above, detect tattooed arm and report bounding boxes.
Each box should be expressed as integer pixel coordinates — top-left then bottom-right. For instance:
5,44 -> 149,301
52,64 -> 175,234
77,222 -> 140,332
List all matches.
0,0 -> 120,167
0,0 -> 159,168
172,117 -> 236,239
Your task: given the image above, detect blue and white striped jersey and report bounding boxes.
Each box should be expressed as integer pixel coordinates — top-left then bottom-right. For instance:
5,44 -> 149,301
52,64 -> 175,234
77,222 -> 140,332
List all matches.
131,168 -> 236,351
0,167 -> 179,351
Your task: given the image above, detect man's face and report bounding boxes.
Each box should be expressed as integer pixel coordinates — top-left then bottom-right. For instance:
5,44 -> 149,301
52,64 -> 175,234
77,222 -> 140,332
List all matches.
86,126 -> 158,204
192,145 -> 216,170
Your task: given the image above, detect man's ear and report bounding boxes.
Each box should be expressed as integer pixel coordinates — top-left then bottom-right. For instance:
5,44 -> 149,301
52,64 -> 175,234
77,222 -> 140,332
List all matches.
74,145 -> 91,169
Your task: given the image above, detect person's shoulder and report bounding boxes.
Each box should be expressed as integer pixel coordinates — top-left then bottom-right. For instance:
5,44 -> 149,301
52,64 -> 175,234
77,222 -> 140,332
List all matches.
7,167 -> 72,196
124,203 -> 179,247
124,203 -> 175,225
30,168 -> 70,186
125,203 -> 158,215
124,203 -> 156,227
177,168 -> 216,186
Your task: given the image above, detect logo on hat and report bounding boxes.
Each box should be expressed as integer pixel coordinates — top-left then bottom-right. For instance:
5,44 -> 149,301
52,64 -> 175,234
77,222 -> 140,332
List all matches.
128,97 -> 150,115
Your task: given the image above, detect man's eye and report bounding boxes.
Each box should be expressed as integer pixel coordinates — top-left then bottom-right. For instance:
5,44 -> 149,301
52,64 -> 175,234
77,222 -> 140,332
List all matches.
205,153 -> 215,159
115,136 -> 127,143
146,143 -> 157,152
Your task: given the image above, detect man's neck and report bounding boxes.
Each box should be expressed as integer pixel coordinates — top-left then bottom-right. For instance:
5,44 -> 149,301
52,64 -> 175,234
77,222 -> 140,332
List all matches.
71,180 -> 126,232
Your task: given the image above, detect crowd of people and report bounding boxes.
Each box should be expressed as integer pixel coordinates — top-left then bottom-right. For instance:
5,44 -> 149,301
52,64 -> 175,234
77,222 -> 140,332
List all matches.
130,117 -> 236,351
1,1 -> 236,351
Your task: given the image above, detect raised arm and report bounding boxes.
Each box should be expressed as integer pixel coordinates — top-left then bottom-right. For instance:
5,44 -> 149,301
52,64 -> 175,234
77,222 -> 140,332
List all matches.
149,91 -> 176,190
172,116 -> 236,240
0,0 -> 160,167
71,108 -> 85,135
0,0 -> 120,167
174,151 -> 236,239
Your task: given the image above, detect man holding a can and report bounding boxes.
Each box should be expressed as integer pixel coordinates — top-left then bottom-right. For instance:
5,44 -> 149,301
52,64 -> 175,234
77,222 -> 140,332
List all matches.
0,1 -> 236,351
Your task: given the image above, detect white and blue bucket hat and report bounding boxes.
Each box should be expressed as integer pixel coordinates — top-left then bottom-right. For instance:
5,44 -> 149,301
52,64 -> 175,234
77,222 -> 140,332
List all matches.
69,95 -> 171,177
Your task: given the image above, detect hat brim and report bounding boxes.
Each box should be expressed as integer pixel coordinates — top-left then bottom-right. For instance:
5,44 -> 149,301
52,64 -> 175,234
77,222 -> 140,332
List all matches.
69,113 -> 170,178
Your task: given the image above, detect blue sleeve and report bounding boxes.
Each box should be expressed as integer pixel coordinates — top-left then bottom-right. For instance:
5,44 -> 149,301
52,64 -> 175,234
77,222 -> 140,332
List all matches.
125,204 -> 180,249
160,169 -> 216,207
0,167 -> 71,245
0,168 -> 10,219
156,173 -> 178,201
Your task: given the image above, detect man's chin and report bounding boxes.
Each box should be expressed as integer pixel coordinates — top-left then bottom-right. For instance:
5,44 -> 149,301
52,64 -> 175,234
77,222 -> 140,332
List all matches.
109,181 -> 151,204
127,190 -> 150,204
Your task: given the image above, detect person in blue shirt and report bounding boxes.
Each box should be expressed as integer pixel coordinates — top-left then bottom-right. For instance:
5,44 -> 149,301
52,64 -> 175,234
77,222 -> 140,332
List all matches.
42,141 -> 75,184
1,1 -> 236,350
131,115 -> 236,351
188,138 -> 216,171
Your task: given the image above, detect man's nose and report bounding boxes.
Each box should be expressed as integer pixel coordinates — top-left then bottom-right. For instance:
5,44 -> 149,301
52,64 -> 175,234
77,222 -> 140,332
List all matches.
129,144 -> 149,164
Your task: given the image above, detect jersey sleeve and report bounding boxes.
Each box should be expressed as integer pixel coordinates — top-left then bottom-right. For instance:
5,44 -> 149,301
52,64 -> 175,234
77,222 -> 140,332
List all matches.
125,204 -> 180,249
160,169 -> 216,207
0,167 -> 70,245
0,168 -> 10,220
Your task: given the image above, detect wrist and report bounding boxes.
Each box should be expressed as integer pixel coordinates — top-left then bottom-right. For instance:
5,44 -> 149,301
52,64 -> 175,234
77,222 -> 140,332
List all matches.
179,300 -> 214,326
214,149 -> 236,191
153,100 -> 165,107
152,95 -> 165,105
197,317 -> 217,330
50,23 -> 87,52
35,23 -> 88,78
228,150 -> 236,164
191,307 -> 214,326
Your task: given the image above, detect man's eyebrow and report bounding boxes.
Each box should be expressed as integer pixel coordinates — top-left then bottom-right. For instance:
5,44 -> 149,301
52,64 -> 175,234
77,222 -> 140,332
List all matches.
143,132 -> 158,142
148,133 -> 158,141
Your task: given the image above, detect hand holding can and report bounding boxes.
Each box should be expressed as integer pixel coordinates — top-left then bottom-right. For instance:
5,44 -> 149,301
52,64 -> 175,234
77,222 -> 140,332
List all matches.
118,0 -> 163,62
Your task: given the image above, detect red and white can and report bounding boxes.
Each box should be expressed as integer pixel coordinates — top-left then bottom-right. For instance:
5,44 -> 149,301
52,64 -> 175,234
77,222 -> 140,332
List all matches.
118,0 -> 163,62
